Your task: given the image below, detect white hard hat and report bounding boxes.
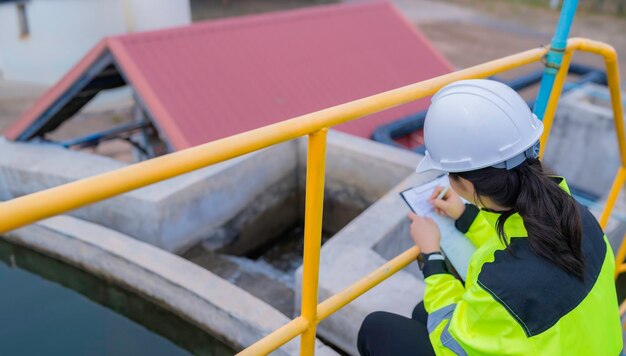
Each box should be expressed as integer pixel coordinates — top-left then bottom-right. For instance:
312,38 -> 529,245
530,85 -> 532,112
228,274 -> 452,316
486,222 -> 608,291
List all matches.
416,79 -> 543,173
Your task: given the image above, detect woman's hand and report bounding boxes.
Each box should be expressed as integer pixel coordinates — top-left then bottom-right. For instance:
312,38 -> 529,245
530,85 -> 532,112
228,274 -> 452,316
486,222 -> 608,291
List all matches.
429,186 -> 465,220
407,212 -> 441,254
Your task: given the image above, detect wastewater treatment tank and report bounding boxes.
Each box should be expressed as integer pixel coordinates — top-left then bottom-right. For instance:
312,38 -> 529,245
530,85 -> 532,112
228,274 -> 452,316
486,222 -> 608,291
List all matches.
0,238 -> 234,356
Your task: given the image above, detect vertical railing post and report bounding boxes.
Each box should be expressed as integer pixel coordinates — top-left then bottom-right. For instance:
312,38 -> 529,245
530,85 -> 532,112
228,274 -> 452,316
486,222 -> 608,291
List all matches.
299,128 -> 328,356
538,47 -> 573,157
601,168 -> 625,230
600,51 -> 626,273
603,53 -> 626,168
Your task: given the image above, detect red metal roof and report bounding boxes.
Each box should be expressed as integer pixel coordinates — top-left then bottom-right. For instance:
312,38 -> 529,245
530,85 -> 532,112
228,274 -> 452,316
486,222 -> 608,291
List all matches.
6,0 -> 453,150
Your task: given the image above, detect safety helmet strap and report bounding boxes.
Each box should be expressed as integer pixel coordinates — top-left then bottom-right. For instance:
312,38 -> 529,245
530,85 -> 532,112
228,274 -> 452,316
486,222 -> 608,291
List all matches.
491,141 -> 540,170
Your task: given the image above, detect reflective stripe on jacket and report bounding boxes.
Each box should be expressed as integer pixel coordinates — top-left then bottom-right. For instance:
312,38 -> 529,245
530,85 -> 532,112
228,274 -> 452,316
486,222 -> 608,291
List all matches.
423,178 -> 623,355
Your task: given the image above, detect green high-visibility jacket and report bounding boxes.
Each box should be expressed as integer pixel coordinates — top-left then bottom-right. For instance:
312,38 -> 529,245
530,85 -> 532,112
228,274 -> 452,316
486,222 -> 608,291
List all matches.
423,178 -> 623,355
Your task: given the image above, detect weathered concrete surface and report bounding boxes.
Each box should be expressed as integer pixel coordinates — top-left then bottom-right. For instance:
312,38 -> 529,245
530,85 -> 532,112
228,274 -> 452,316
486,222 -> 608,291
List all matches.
304,131 -> 421,202
540,84 -> 626,252
1,130 -> 426,354
295,141 -> 439,355
184,244 -> 297,317
542,84 -> 623,198
593,195 -> 626,255
0,131 -> 413,256
297,130 -> 420,219
209,174 -> 300,255
0,138 -> 297,252
184,131 -> 420,319
2,215 -> 337,355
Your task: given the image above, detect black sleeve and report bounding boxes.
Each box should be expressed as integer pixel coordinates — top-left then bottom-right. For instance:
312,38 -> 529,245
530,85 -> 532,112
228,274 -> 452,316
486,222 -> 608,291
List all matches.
454,204 -> 480,233
422,259 -> 450,278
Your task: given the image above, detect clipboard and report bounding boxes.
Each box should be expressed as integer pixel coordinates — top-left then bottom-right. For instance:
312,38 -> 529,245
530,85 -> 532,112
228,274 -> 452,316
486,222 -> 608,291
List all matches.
399,175 -> 476,280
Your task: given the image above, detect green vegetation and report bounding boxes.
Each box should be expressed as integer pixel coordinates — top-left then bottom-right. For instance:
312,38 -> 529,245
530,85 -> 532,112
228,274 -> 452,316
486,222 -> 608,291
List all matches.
190,0 -> 339,22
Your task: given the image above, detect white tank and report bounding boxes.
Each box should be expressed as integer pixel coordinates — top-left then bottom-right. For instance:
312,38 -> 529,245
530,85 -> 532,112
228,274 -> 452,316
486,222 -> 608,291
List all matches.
0,0 -> 191,84
0,0 -> 126,84
125,0 -> 191,32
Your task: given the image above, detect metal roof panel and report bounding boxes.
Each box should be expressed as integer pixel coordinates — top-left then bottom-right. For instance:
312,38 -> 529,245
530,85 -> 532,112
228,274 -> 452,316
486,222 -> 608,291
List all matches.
6,1 -> 453,150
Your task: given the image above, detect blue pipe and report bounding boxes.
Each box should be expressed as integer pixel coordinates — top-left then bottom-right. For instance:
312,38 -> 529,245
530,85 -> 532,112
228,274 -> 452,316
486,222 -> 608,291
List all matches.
371,63 -> 606,154
533,0 -> 579,120
58,121 -> 150,148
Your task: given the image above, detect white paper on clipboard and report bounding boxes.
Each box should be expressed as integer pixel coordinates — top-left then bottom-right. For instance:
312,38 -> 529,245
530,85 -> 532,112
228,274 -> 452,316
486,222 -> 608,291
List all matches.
400,175 -> 476,280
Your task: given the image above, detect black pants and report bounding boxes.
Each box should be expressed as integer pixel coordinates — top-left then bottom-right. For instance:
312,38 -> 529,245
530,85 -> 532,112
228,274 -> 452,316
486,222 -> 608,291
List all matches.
357,302 -> 436,356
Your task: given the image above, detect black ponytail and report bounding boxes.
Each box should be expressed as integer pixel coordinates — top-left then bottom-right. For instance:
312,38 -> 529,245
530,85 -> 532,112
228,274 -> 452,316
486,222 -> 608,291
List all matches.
451,159 -> 584,280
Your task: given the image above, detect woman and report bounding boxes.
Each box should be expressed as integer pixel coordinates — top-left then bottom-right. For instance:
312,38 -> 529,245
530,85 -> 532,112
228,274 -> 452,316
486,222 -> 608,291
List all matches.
357,80 -> 623,355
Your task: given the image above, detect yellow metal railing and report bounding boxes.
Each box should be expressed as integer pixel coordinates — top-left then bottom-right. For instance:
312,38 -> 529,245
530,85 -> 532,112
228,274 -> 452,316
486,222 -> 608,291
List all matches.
0,38 -> 624,355
535,41 -> 626,318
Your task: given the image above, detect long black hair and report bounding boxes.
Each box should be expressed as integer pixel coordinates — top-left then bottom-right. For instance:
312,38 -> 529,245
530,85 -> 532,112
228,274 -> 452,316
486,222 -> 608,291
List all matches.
450,158 -> 584,279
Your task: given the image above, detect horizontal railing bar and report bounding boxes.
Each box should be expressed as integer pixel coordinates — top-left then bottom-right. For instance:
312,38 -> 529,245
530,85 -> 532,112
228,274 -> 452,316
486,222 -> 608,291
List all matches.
238,37 -> 624,354
239,246 -> 421,355
0,45 -> 551,235
317,246 -> 420,321
237,316 -> 309,356
1,37 -> 622,356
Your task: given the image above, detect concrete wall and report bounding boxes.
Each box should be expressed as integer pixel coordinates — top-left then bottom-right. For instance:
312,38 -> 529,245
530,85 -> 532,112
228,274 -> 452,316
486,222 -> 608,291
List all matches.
539,83 -> 626,267
126,0 -> 191,32
2,215 -> 336,355
0,132 -> 415,254
542,83 -> 623,198
0,0 -> 190,84
296,130 -> 420,233
295,142 -> 439,355
0,138 -> 297,252
0,0 -> 126,84
0,132 -> 426,354
298,130 -> 420,205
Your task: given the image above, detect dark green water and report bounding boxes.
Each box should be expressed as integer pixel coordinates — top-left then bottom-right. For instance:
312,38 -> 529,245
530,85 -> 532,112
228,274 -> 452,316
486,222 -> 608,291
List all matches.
0,238 -> 235,356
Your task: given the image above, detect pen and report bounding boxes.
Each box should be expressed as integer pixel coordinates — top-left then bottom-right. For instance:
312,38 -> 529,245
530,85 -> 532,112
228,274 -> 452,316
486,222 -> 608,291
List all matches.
436,186 -> 449,200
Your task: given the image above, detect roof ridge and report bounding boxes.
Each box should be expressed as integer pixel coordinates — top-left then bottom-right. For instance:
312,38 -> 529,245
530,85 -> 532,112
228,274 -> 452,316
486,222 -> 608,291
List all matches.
5,0 -> 453,150
117,0 -> 391,44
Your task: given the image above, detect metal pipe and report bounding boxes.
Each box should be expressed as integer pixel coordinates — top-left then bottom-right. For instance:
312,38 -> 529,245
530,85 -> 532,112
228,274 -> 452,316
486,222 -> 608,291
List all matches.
236,317 -> 310,356
571,38 -> 626,231
239,245 -> 421,356
602,49 -> 626,168
534,0 -> 579,119
608,170 -> 626,277
59,122 -> 150,148
602,168 -> 626,232
372,62 -> 606,152
240,38 -> 626,353
0,45 -> 549,235
602,41 -> 626,278
619,298 -> 626,316
539,46 -> 574,157
0,38 -> 624,356
617,263 -> 626,275
566,39 -> 625,166
299,129 -> 328,356
317,246 -> 420,320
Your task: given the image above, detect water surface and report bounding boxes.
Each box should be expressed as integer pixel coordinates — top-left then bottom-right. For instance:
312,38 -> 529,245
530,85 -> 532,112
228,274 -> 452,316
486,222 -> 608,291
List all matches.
0,238 -> 235,355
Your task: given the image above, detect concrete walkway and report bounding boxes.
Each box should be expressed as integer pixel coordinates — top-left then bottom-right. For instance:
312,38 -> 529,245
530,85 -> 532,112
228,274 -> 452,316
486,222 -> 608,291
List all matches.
390,0 -> 478,23
0,79 -> 47,99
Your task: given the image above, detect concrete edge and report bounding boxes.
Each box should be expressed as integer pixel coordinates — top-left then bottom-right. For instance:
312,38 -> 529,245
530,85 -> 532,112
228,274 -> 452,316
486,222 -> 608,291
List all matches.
295,172 -> 440,355
2,215 -> 338,356
296,130 -> 421,172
